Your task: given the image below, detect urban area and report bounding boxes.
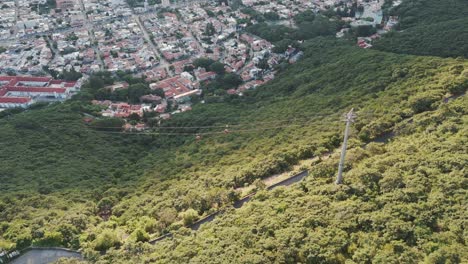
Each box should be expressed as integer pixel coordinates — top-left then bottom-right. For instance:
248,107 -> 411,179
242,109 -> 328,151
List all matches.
0,0 -> 400,128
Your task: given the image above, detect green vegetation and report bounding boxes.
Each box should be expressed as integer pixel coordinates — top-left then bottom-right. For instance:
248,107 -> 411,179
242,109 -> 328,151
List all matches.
1,1 -> 468,262
94,229 -> 121,252
65,33 -> 79,42
374,0 -> 468,58
374,18 -> 468,58
239,6 -> 342,44
74,71 -> 165,104
37,0 -> 56,14
59,68 -> 83,81
1,37 -> 467,262
126,0 -> 160,8
192,58 -> 243,96
246,12 -> 341,49
146,96 -> 467,263
193,57 -> 215,69
388,0 -> 468,28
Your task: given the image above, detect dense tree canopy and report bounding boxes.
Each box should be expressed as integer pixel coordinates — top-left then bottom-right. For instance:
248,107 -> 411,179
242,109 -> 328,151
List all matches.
1,37 -> 466,263
374,0 -> 468,58
0,1 -> 467,262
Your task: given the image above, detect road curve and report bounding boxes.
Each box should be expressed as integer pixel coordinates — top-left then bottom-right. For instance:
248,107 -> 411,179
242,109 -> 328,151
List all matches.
149,170 -> 309,244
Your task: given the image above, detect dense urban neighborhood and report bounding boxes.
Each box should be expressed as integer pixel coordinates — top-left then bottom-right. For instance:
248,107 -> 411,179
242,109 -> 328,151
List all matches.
0,0 -> 398,122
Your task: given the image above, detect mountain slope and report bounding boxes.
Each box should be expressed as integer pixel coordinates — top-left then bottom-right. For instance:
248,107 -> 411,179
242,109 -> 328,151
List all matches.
142,95 -> 467,264
1,40 -> 467,262
7,36 -> 461,262
374,0 -> 468,58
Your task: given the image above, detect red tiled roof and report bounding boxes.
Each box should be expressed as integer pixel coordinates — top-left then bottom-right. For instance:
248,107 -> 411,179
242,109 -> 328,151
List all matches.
0,97 -> 31,104
198,71 -> 216,80
7,86 -> 67,93
0,76 -> 76,108
0,76 -> 14,82
64,82 -> 77,87
19,77 -> 51,82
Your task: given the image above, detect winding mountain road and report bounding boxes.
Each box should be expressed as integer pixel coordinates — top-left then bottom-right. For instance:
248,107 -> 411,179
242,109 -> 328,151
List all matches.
149,170 -> 309,244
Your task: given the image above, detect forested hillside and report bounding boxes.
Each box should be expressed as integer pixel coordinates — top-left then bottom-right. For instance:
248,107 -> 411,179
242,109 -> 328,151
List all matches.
134,94 -> 468,264
0,0 -> 467,262
374,0 -> 468,58
2,35 -> 466,262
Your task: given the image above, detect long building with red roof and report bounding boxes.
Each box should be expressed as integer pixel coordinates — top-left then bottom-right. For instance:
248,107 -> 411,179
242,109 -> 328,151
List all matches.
0,76 -> 80,109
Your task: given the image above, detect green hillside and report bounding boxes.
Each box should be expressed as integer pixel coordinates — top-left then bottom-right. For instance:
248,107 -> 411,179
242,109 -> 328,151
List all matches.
374,0 -> 468,58
145,95 -> 468,263
373,18 -> 468,58
388,0 -> 468,28
79,39 -> 467,263
1,35 -> 467,263
1,0 -> 468,261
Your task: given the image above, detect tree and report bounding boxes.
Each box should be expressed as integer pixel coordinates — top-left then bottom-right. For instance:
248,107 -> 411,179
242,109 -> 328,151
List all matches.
87,76 -> 105,90
209,62 -> 226,75
193,58 -> 215,69
90,118 -> 125,131
128,113 -> 141,122
294,10 -> 315,24
205,22 -> 216,36
355,25 -> 377,37
66,32 -> 79,42
110,50 -> 118,58
222,73 -> 242,87
132,228 -> 149,242
253,179 -> 266,191
272,39 -> 297,53
264,12 -> 280,21
105,29 -> 113,38
127,83 -> 151,103
58,224 -> 79,248
15,233 -> 32,249
183,65 -> 194,72
59,68 -> 83,81
205,9 -> 215,17
97,197 -> 117,214
94,229 -> 121,252
409,92 -> 440,113
180,209 -> 199,226
257,57 -> 269,70
36,231 -> 63,247
158,208 -> 178,228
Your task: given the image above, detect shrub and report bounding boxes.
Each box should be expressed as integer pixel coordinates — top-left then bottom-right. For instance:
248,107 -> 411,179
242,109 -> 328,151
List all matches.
93,229 -> 121,252
132,228 -> 149,242
408,92 -> 441,113
180,209 -> 199,226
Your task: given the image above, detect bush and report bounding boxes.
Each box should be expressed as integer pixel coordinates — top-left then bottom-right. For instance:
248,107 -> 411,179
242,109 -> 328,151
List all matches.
35,231 -> 63,247
94,229 -> 121,252
409,93 -> 441,113
89,118 -> 125,131
447,79 -> 468,95
131,228 -> 149,242
180,209 -> 199,226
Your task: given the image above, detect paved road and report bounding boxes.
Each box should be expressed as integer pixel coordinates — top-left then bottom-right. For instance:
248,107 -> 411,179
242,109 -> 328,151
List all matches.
149,170 -> 309,244
9,249 -> 81,264
13,0 -> 19,38
78,0 -> 104,71
134,15 -> 173,76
